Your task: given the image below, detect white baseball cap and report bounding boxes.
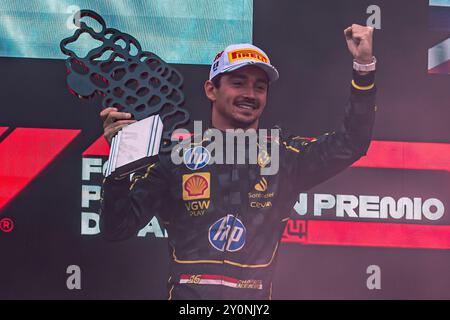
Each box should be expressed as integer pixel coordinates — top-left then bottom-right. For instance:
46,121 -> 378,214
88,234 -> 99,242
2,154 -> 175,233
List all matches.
209,43 -> 279,83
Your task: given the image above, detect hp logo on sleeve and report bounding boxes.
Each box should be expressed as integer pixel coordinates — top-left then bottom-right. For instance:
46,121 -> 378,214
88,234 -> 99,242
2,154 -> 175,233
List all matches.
183,146 -> 211,171
208,215 -> 246,252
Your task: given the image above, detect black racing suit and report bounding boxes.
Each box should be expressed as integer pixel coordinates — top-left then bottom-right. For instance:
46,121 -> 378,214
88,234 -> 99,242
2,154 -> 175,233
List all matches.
100,71 -> 377,300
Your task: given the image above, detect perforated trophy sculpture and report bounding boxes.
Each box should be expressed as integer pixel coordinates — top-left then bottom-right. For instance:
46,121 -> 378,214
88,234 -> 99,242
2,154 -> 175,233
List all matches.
60,10 -> 189,177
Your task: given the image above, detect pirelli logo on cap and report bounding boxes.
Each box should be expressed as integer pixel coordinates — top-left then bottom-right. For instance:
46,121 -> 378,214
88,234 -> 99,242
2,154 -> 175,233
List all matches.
228,49 -> 269,64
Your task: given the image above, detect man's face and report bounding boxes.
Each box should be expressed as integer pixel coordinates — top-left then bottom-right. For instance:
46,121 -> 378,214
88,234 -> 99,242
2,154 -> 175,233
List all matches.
205,65 -> 269,130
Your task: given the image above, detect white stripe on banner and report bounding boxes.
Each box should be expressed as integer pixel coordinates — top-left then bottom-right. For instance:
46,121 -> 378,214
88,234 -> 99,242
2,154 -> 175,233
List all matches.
430,0 -> 450,7
428,37 -> 450,69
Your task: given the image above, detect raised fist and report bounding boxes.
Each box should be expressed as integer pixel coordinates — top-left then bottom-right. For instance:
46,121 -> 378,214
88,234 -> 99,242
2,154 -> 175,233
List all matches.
344,24 -> 374,64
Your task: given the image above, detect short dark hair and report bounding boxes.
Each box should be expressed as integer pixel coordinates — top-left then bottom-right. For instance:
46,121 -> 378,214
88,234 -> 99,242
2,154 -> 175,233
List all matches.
211,74 -> 223,89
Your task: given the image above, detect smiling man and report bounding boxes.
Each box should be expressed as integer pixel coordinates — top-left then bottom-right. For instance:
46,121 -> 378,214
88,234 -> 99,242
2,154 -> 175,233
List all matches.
207,65 -> 268,130
204,43 -> 278,131
100,24 -> 377,300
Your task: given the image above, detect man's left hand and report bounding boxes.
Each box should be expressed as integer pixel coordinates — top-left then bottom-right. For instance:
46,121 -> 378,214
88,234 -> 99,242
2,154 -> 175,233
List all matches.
344,24 -> 374,64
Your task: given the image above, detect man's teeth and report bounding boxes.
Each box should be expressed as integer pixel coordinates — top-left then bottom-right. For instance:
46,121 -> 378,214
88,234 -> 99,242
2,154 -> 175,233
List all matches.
236,104 -> 255,109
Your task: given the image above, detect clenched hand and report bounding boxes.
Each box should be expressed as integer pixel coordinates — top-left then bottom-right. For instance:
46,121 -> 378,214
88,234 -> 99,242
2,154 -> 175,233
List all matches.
344,24 -> 374,64
100,108 -> 136,145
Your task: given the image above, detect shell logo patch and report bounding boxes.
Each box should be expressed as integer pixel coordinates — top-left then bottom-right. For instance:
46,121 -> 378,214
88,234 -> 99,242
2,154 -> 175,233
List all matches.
182,172 -> 211,200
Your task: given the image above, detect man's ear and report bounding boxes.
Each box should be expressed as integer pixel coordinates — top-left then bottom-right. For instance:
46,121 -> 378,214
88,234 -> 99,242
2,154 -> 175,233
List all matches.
204,80 -> 216,102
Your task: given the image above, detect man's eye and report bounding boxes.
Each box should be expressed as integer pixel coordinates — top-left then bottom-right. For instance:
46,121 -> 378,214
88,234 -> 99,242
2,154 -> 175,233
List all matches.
232,82 -> 243,86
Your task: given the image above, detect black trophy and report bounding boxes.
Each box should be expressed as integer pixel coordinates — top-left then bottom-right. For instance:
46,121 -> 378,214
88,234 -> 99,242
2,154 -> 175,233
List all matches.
60,10 -> 190,177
